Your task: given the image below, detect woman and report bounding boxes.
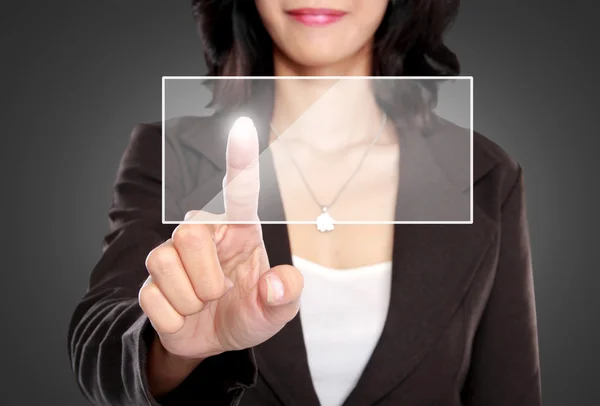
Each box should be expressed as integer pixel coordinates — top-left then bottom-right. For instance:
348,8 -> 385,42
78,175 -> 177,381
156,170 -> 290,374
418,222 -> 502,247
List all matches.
68,1 -> 542,405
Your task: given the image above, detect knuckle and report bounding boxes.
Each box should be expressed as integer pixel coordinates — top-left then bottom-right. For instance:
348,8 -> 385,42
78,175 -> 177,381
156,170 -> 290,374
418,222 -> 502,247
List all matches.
228,176 -> 259,194
226,175 -> 259,195
138,282 -> 160,313
195,281 -> 225,303
178,296 -> 205,316
139,286 -> 184,335
172,224 -> 210,247
226,195 -> 258,215
228,191 -> 256,205
184,210 -> 199,221
146,246 -> 178,275
158,321 -> 181,336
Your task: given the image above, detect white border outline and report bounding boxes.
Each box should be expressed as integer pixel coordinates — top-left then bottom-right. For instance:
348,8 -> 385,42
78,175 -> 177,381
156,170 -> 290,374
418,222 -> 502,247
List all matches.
161,76 -> 474,225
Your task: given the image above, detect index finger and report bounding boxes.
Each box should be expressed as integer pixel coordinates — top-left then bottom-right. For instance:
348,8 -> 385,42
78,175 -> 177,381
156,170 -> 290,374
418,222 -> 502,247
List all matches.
224,117 -> 260,222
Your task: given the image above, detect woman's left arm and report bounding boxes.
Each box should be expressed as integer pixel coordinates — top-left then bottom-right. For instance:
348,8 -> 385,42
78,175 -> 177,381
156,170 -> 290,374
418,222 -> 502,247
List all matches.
462,167 -> 542,406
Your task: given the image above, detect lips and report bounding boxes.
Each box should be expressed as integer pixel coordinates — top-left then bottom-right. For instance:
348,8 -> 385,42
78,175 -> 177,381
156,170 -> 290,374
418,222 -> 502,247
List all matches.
286,8 -> 347,26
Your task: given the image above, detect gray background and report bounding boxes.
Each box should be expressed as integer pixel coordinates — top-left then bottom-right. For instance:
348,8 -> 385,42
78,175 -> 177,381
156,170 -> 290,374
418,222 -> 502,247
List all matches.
1,1 -> 598,405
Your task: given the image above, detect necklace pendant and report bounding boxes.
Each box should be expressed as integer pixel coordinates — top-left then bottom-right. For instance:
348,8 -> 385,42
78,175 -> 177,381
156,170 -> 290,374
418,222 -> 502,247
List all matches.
316,207 -> 335,232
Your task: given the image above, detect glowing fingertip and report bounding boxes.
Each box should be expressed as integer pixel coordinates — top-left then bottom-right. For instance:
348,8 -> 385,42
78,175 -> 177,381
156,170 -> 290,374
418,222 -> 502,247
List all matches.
231,116 -> 256,135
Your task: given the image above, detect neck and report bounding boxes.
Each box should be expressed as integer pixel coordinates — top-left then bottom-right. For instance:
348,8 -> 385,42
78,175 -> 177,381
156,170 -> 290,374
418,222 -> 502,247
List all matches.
269,43 -> 389,149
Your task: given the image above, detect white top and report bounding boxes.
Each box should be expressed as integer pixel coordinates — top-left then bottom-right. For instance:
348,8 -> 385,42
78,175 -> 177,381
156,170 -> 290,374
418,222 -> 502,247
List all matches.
292,255 -> 393,406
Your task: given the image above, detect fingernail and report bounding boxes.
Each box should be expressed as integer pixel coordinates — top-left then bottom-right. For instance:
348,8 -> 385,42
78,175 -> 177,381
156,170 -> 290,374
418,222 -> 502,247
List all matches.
184,211 -> 195,221
266,274 -> 284,304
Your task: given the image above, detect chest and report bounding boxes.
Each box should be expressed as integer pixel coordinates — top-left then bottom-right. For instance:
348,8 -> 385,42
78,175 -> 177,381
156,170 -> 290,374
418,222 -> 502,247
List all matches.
270,142 -> 399,269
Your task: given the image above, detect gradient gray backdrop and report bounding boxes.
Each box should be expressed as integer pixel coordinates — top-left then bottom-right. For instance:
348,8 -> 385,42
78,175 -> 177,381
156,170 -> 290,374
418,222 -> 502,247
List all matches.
2,1 -> 598,405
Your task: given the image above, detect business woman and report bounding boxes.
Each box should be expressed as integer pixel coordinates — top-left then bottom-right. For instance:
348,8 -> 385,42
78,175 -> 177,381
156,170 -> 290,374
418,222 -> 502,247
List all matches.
68,1 -> 542,405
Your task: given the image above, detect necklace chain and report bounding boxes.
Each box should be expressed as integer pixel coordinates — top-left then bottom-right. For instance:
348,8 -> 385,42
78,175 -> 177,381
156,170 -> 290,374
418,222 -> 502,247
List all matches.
269,112 -> 387,213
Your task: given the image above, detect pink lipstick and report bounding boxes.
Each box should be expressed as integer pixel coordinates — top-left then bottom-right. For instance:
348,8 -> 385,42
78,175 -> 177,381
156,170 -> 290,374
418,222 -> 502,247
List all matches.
286,8 -> 347,26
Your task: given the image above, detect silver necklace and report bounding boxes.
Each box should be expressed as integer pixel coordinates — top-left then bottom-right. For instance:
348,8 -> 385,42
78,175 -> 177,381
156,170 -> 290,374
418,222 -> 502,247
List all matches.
270,112 -> 387,232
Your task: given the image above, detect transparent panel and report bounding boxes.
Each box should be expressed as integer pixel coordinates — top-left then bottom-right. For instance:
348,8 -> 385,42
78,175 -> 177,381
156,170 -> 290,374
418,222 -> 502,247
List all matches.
163,76 -> 472,226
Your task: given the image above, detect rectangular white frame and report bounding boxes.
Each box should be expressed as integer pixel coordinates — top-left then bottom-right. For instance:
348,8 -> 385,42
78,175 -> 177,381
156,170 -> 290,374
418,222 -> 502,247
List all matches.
161,76 -> 474,225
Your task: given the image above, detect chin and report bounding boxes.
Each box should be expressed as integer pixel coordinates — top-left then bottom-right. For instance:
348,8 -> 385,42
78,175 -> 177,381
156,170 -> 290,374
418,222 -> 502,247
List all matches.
286,48 -> 361,73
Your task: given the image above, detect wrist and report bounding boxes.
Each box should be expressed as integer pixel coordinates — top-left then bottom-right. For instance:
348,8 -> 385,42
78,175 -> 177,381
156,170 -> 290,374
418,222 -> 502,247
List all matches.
156,339 -> 206,367
147,334 -> 205,397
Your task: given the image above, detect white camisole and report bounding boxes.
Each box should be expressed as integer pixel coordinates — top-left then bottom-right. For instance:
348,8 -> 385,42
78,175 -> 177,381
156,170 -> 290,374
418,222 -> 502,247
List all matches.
292,255 -> 393,406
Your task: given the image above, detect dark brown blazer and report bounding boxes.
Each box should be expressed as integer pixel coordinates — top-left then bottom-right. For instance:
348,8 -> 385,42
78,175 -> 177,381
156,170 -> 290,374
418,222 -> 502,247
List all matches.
68,89 -> 542,406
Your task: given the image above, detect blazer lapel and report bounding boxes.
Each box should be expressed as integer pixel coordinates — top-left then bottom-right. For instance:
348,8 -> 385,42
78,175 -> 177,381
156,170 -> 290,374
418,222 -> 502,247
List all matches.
342,125 -> 499,406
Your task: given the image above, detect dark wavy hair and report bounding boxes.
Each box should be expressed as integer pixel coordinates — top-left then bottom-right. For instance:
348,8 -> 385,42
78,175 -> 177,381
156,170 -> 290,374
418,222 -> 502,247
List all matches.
191,0 -> 461,134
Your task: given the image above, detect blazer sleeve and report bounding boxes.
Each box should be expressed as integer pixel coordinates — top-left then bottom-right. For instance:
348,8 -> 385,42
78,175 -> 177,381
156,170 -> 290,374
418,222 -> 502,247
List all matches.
67,124 -> 257,406
462,167 -> 542,406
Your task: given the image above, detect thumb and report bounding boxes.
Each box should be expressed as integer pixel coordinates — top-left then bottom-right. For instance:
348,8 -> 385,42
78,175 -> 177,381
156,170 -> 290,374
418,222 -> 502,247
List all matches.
257,265 -> 304,326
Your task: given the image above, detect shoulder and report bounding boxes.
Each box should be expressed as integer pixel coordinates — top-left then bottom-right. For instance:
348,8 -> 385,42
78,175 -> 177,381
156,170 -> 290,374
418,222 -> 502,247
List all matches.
472,129 -> 523,202
431,116 -> 523,204
473,130 -> 520,175
124,114 -> 224,168
129,115 -> 211,145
